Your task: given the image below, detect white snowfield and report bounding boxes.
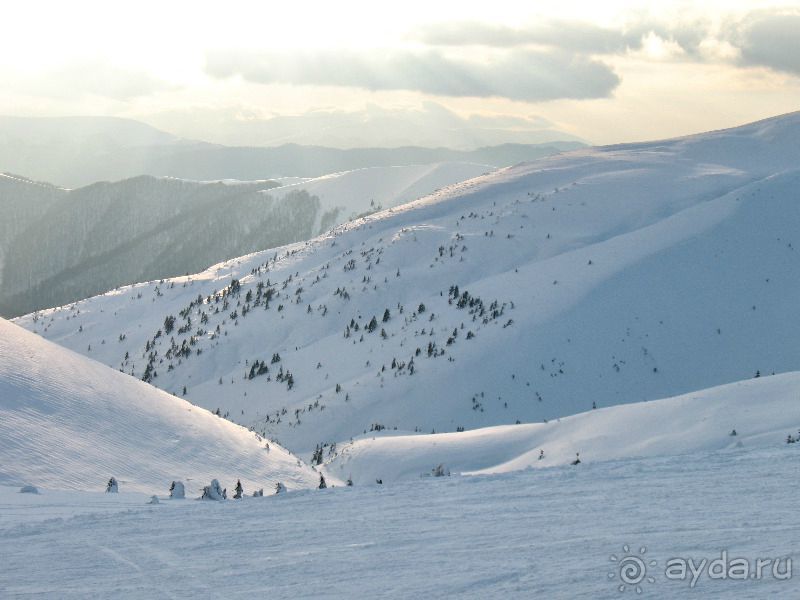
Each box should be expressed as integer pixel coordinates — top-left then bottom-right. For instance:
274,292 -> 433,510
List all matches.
15,112 -> 800,458
326,372 -> 800,484
1,444 -> 797,598
0,318 -> 322,494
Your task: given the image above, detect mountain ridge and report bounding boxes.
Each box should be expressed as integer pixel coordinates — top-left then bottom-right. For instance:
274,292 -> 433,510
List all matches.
16,113 -> 800,458
0,115 -> 581,188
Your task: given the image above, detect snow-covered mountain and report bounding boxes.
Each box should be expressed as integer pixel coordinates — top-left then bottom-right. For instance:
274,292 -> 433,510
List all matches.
0,317 -> 321,494
324,372 -> 800,484
16,112 -> 800,459
1,163 -> 489,317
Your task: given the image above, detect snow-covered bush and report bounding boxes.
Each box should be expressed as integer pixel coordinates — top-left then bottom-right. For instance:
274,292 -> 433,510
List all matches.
431,464 -> 450,477
201,479 -> 224,501
19,485 -> 39,494
169,480 -> 185,499
148,495 -> 160,504
106,477 -> 119,493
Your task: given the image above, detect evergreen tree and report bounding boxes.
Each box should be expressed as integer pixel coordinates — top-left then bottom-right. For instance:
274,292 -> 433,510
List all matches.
367,316 -> 378,333
163,315 -> 176,334
234,479 -> 244,499
318,474 -> 327,489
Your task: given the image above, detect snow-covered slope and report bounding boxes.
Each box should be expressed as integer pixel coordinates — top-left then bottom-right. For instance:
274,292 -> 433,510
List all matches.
325,372 -> 800,484
17,112 -> 800,458
0,318 -> 321,493
263,162 -> 493,225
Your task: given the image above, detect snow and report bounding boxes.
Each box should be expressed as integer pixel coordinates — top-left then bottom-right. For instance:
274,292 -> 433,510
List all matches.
325,372 -> 800,484
1,443 -> 797,598
0,318 -> 323,494
261,161 -> 495,225
2,113 -> 800,598
14,112 -> 800,458
160,161 -> 494,229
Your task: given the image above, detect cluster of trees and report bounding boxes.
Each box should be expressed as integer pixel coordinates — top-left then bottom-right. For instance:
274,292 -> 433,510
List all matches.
136,274 -> 304,393
247,359 -> 269,380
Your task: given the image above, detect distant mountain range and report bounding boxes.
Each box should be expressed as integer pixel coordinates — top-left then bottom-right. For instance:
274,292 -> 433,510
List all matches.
0,116 -> 582,188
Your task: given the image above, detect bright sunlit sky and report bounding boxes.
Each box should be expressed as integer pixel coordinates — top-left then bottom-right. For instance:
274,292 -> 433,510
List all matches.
1,0 -> 798,146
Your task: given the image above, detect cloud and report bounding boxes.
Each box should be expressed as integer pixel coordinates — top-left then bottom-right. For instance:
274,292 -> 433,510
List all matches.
204,48 -> 619,102
8,60 -> 174,101
61,61 -> 173,100
734,12 -> 800,75
412,20 -> 646,54
410,12 -> 800,78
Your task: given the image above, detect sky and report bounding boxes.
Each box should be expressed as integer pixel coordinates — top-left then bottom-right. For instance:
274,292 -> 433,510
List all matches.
0,0 -> 798,147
